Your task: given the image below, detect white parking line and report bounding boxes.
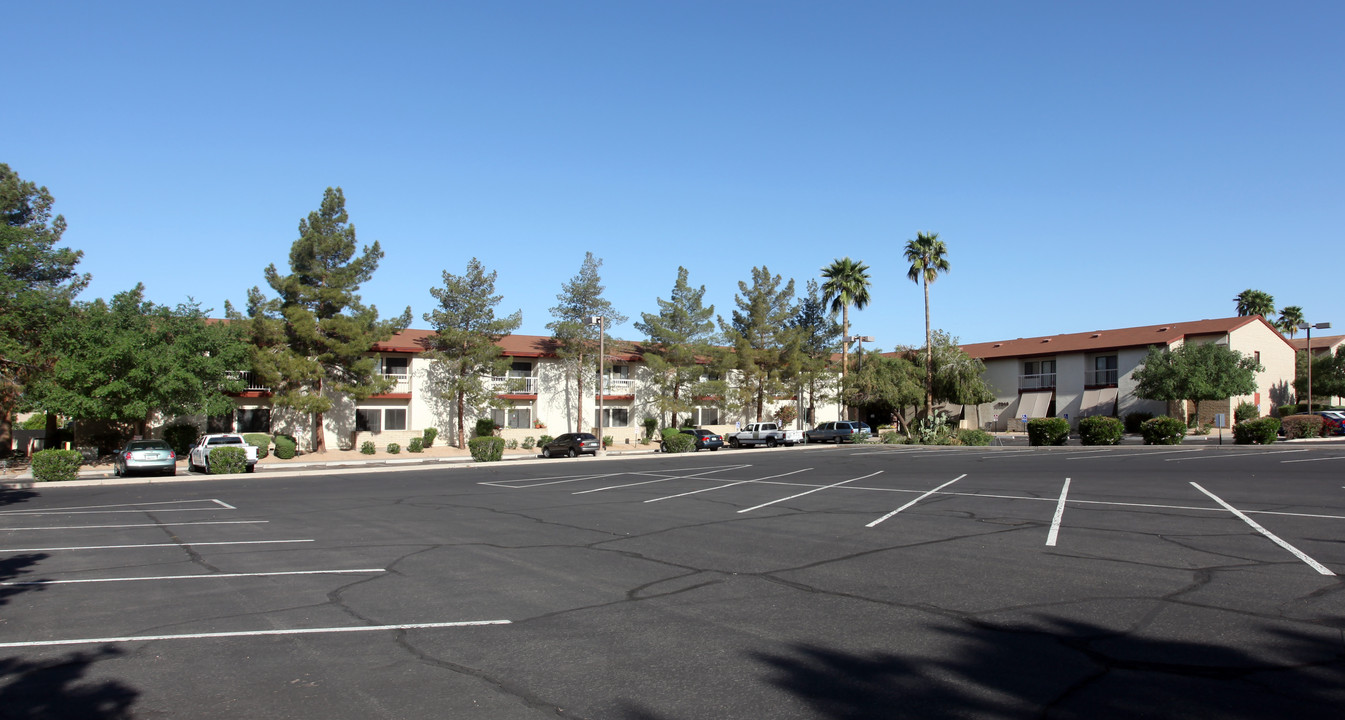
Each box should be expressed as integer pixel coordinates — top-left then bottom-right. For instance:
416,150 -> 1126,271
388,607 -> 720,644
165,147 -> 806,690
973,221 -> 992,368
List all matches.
1165,449 -> 1308,462
2,568 -> 385,586
867,475 -> 967,528
1045,478 -> 1071,546
573,465 -> 750,495
0,620 -> 512,649
737,472 -> 883,513
1067,448 -> 1205,460
1189,482 -> 1335,576
1,539 -> 313,553
0,499 -> 234,516
1281,455 -> 1345,464
0,520 -> 267,532
644,468 -> 813,503
480,472 -> 627,488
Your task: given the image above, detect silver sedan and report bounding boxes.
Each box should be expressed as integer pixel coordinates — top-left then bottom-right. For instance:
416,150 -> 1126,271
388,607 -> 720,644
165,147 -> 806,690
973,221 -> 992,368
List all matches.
113,439 -> 178,477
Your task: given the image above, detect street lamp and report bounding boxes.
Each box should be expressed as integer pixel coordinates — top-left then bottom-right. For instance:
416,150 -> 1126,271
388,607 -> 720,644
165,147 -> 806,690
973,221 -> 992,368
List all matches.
1297,321 -> 1332,414
844,335 -> 875,421
588,315 -> 606,454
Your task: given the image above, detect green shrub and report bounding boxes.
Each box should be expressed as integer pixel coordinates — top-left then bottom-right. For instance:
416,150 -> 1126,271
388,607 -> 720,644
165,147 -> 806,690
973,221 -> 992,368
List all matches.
912,415 -> 953,445
1280,415 -> 1323,440
1234,417 -> 1280,445
642,417 -> 658,440
660,430 -> 695,454
360,441 -> 376,455
208,447 -> 248,474
242,433 -> 270,459
1123,412 -> 1154,434
422,427 -> 438,447
386,442 -> 401,454
505,438 -> 518,450
474,418 -> 498,437
408,437 -> 423,452
956,428 -> 993,446
853,431 -> 872,443
1027,418 -> 1070,446
1141,416 -> 1187,445
1276,404 -> 1300,418
273,434 -> 297,459
1078,416 -> 1123,446
162,423 -> 200,456
879,431 -> 908,445
1234,402 -> 1259,424
19,414 -> 49,430
602,435 -> 613,448
468,436 -> 505,462
31,448 -> 82,482
521,436 -> 536,450
537,434 -> 553,449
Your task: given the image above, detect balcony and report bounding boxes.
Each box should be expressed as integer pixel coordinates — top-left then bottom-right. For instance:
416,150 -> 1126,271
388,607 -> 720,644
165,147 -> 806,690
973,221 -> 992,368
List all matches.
1018,373 -> 1057,391
492,376 -> 537,394
226,370 -> 270,392
1084,369 -> 1119,386
379,373 -> 411,393
601,377 -> 635,394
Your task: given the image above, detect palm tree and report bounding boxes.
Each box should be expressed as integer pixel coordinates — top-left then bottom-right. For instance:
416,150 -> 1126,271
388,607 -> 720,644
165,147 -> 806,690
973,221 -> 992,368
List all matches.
821,258 -> 872,418
904,231 -> 950,415
1233,289 -> 1275,318
1277,305 -> 1305,338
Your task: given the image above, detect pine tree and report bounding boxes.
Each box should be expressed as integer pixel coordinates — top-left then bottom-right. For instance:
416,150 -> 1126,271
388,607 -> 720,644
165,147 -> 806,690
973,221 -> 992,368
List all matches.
788,280 -> 842,426
718,266 -> 797,422
546,252 -> 626,432
634,267 -> 716,427
423,258 -> 522,448
246,187 -> 410,452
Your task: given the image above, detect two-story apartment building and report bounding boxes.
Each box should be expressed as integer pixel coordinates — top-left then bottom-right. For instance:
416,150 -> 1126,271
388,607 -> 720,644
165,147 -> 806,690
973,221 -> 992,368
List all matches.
1289,333 -> 1344,407
955,316 -> 1296,431
223,331 -> 835,451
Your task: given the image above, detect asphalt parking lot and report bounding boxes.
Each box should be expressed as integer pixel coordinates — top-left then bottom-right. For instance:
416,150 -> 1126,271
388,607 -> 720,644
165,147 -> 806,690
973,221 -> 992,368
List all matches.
1,443 -> 1342,719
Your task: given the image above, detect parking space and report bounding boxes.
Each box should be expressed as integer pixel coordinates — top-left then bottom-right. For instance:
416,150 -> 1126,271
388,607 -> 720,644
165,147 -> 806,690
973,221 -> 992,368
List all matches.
1,445 -> 1342,718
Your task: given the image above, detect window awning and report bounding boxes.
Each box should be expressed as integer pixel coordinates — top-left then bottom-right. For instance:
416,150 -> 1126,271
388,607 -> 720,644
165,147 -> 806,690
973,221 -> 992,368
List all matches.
1080,387 -> 1119,417
1019,391 -> 1053,419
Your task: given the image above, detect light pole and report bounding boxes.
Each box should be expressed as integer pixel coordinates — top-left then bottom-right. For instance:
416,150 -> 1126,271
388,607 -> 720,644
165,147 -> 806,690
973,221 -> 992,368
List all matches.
844,335 -> 874,421
1297,321 -> 1332,413
588,315 -> 606,454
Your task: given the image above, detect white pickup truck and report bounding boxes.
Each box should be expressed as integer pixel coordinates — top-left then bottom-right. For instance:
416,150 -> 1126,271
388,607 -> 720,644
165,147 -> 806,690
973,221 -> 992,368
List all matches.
727,422 -> 805,449
187,433 -> 259,473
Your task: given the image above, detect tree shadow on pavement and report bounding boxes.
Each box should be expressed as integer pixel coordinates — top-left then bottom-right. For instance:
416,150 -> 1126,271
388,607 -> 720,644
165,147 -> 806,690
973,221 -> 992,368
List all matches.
0,646 -> 138,720
0,488 -> 36,508
743,615 -> 1345,720
0,554 -> 49,609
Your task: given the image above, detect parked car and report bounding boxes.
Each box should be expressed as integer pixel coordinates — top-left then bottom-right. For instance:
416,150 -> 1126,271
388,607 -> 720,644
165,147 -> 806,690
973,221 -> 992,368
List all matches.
541,433 -> 600,458
187,433 -> 259,473
1314,410 -> 1345,435
113,439 -> 177,477
726,422 -> 805,448
681,428 -> 724,451
805,421 -> 869,443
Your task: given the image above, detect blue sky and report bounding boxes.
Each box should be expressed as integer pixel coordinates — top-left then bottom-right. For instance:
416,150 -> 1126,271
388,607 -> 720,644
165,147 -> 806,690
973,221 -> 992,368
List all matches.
8,1 -> 1342,350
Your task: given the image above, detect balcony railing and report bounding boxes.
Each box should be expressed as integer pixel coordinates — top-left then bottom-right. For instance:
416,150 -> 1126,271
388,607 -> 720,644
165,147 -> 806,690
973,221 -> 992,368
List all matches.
492,376 -> 537,394
226,370 -> 270,392
1018,373 -> 1057,390
379,373 -> 411,393
1085,369 -> 1119,386
601,377 -> 635,394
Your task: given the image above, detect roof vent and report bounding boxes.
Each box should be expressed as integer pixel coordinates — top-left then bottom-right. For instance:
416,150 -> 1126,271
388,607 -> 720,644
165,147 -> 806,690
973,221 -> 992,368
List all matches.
1091,333 -> 1101,338
1041,338 -> 1051,343
992,343 -> 1002,348
1157,327 -> 1169,332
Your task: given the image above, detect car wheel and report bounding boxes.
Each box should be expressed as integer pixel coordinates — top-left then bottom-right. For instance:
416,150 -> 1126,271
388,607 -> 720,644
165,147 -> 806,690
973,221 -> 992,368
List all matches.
711,446 -> 719,451
766,437 -> 777,448
567,448 -> 577,458
113,464 -> 122,477
246,464 -> 254,473
729,438 -> 739,449
542,447 -> 552,458
164,468 -> 175,477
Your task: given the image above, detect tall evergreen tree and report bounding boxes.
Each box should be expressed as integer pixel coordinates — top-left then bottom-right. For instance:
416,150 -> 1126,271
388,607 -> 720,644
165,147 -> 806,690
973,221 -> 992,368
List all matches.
904,231 -> 951,415
27,285 -> 248,436
634,266 -> 716,427
718,266 -> 797,422
0,164 -> 88,451
246,187 -> 410,452
546,252 -> 626,432
788,279 -> 842,426
423,258 -> 522,448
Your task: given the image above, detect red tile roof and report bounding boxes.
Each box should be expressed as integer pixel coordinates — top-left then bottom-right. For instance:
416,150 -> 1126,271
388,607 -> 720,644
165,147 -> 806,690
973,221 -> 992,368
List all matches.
372,331 -> 648,361
958,316 -> 1292,360
1289,334 -> 1344,352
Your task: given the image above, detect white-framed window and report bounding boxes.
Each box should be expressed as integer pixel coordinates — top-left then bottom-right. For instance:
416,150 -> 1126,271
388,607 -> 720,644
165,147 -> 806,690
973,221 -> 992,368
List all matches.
595,407 -> 630,427
492,406 -> 532,429
693,407 -> 721,425
384,408 -> 407,431
382,357 -> 409,376
357,407 -> 408,433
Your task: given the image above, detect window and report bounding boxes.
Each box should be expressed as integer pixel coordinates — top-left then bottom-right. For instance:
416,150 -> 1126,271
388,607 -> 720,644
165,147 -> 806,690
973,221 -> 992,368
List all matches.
491,407 -> 531,429
356,409 -> 381,433
1092,355 -> 1118,385
508,361 -> 532,378
382,357 -> 409,376
235,408 -> 271,433
693,407 -> 721,425
595,407 -> 630,427
384,408 -> 407,431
